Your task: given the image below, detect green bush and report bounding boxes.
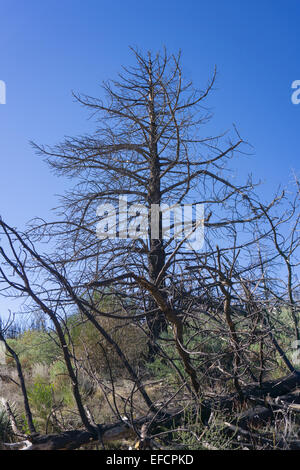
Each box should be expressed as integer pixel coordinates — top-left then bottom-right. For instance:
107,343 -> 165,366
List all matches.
50,361 -> 69,389
0,406 -> 12,442
172,407 -> 236,450
49,361 -> 74,406
6,330 -> 60,370
68,311 -> 147,378
28,380 -> 55,427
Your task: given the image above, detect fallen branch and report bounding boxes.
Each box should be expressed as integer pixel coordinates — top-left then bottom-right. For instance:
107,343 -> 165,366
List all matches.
224,421 -> 300,450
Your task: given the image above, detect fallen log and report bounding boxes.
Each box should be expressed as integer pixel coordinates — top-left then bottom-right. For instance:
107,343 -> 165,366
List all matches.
231,388 -> 300,429
1,421 -> 138,450
233,406 -> 274,429
224,422 -> 300,450
245,372 -> 300,400
206,371 -> 300,413
0,409 -> 181,451
2,373 -> 300,450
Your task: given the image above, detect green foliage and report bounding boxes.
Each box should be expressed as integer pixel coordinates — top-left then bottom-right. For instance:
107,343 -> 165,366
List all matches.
20,412 -> 37,436
147,326 -> 226,382
49,360 -> 69,389
28,380 -> 55,426
67,298 -> 147,378
0,406 -> 12,442
147,355 -> 173,380
172,407 -> 236,450
6,330 -> 60,370
49,360 -> 74,406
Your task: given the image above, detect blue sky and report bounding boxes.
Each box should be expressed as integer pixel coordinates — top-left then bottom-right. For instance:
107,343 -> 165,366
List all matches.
0,0 -> 299,318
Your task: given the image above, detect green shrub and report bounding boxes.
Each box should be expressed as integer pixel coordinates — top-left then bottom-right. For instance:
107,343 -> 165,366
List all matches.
28,380 -> 55,426
6,330 -> 60,370
172,407 -> 236,450
0,406 -> 12,442
49,361 -> 74,406
69,312 -> 147,378
50,361 -> 69,389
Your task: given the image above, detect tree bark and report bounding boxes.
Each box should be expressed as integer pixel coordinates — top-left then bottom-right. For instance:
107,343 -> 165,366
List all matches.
146,58 -> 167,361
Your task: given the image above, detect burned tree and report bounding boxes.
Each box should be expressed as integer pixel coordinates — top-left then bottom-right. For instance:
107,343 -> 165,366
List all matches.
1,48 -> 298,451
30,48 -> 260,360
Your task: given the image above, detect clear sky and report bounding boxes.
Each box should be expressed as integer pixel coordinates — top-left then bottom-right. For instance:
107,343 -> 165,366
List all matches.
0,0 -> 299,318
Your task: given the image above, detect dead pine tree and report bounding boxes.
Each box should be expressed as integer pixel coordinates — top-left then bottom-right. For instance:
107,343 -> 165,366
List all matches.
31,47 -> 259,362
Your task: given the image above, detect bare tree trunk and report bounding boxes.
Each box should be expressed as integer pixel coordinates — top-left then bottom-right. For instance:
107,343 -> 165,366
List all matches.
0,332 -> 36,435
146,57 -> 167,360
